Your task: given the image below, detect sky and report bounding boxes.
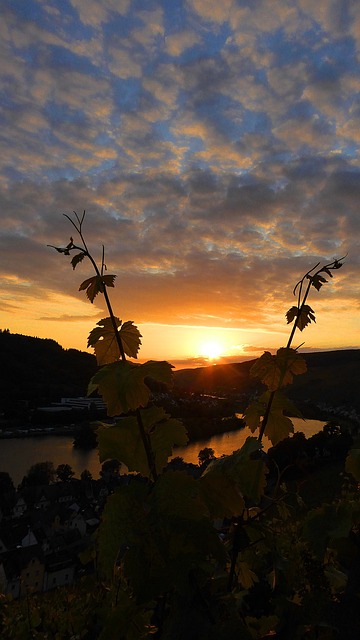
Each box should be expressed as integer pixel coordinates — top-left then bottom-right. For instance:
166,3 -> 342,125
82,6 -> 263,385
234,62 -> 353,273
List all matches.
0,0 -> 359,369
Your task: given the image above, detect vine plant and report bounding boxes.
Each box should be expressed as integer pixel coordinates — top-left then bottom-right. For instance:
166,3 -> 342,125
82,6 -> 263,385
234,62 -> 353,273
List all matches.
245,255 -> 346,445
46,213 -> 360,640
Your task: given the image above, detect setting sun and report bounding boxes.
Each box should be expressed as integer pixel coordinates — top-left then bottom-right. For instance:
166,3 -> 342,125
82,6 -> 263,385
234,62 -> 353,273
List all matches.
199,340 -> 223,361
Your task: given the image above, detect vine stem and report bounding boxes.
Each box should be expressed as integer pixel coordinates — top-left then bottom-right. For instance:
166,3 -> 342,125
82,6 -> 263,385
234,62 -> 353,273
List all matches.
258,277 -> 312,442
257,257 -> 344,443
64,212 -> 158,482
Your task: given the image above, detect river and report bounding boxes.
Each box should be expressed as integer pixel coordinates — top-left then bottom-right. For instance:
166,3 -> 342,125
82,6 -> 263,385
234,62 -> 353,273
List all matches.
0,417 -> 325,486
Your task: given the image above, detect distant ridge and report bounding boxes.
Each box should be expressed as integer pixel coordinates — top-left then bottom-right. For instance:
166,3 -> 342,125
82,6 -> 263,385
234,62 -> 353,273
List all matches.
1,330 -> 358,416
0,330 -> 97,406
174,349 -> 360,413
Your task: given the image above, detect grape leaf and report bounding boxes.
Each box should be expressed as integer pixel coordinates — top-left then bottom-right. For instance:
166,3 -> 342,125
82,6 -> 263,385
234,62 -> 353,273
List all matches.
152,471 -> 208,521
245,391 -> 301,445
199,468 -> 245,518
303,502 -> 353,557
264,411 -> 294,446
97,483 -> 149,579
88,360 -> 173,416
87,317 -> 142,365
98,478 -> 225,602
236,560 -> 259,589
87,316 -> 122,365
71,252 -> 85,269
150,417 -> 188,473
79,274 -> 116,303
309,273 -> 327,291
285,305 -> 316,331
202,437 -> 267,504
285,306 -> 298,324
297,304 -> 316,331
119,320 -> 142,359
97,406 -> 188,476
250,348 -> 307,391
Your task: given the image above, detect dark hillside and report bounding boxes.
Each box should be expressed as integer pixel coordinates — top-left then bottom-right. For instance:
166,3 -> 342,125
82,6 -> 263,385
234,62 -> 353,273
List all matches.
1,329 -> 358,419
174,349 -> 360,414
0,330 -> 97,408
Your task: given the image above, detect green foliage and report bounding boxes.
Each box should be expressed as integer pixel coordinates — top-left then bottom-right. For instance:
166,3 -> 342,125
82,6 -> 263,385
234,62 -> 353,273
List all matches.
88,360 -> 174,416
97,406 -> 188,477
88,317 -> 142,365
250,347 -> 307,391
39,215 -> 360,638
245,390 -> 302,445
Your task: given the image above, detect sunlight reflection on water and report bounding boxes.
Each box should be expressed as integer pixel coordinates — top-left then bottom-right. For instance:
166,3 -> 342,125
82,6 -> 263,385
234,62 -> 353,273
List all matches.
0,418 -> 325,485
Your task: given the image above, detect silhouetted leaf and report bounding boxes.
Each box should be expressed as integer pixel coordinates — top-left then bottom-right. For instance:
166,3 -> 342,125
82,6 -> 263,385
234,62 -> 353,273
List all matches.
286,306 -> 298,324
309,273 -> 328,291
79,274 -> 116,302
297,304 -> 316,330
71,252 -> 85,269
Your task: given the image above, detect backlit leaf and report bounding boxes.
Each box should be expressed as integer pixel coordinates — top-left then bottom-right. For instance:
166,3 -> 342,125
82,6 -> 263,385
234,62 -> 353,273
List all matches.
199,468 -> 245,518
88,360 -> 173,416
97,406 -> 188,476
88,318 -> 142,364
150,416 -> 188,474
87,316 -> 122,365
250,347 -> 306,391
202,437 -> 267,504
236,560 -> 259,589
245,391 -> 301,445
119,320 -> 142,359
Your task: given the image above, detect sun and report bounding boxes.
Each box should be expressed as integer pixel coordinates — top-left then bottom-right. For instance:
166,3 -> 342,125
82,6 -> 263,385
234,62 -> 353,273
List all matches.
199,340 -> 223,361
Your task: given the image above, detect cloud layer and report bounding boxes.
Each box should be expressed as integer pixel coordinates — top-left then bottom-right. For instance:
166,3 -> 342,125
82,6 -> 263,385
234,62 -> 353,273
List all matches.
0,0 -> 359,362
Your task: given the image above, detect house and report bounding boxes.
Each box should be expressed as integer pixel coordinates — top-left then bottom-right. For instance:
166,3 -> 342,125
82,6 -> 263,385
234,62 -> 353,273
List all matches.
19,546 -> 45,597
43,553 -> 75,592
12,495 -> 27,518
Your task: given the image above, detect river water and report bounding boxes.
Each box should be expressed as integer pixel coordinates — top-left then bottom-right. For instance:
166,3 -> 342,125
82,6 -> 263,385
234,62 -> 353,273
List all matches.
0,417 -> 325,486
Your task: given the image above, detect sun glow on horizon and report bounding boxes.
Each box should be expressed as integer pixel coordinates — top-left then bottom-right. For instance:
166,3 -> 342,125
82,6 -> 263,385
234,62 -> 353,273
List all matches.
198,340 -> 224,361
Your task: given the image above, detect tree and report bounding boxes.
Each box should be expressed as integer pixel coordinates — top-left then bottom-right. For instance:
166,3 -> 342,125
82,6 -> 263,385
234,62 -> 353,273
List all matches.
56,463 -> 75,482
198,446 -> 216,466
0,471 -> 15,493
80,469 -> 93,482
20,461 -> 55,487
100,459 -> 121,483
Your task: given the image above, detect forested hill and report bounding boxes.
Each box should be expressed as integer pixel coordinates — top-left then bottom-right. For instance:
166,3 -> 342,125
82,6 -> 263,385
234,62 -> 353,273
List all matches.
0,330 -> 97,407
173,349 -> 360,413
1,329 -> 359,416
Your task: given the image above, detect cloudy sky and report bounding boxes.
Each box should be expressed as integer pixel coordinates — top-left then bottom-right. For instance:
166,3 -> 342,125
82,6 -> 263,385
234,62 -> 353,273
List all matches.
0,0 -> 359,368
